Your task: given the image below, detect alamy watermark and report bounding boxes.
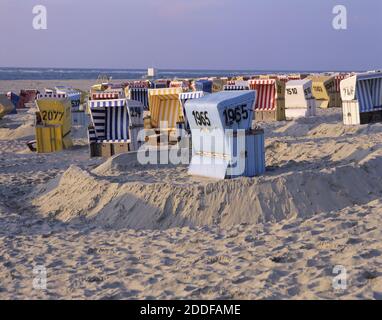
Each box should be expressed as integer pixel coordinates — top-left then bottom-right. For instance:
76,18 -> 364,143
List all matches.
332,5 -> 347,30
33,265 -> 47,290
32,5 -> 47,30
332,265 -> 347,290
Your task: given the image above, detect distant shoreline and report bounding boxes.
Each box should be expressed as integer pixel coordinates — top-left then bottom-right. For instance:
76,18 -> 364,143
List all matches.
0,67 -> 360,81
0,79 -> 111,92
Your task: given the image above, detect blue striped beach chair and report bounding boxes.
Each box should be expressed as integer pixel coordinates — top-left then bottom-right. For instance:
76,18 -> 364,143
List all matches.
88,98 -> 144,156
341,72 -> 382,125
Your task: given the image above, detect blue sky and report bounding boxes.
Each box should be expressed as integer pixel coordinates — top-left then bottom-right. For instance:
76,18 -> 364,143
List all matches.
0,0 -> 381,70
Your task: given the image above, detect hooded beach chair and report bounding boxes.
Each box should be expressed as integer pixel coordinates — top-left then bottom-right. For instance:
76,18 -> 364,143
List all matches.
210,78 -> 226,92
147,87 -> 184,130
248,79 -> 286,121
55,87 -> 82,110
34,94 -> 73,153
18,89 -> 38,108
0,94 -> 16,119
285,79 -> 316,119
307,76 -> 336,109
341,72 -> 382,125
124,83 -> 149,111
193,80 -> 213,93
153,79 -> 170,89
7,92 -> 19,113
88,97 -> 144,157
185,91 -> 265,179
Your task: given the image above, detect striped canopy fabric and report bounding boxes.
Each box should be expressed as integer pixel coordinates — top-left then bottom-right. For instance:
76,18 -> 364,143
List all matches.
223,85 -> 250,91
154,80 -> 170,89
90,107 -> 106,139
105,106 -> 130,141
170,80 -> 190,90
277,75 -> 289,83
89,99 -> 130,143
179,91 -> 206,103
371,78 -> 382,108
128,88 -> 149,110
37,93 -> 67,99
125,80 -> 150,88
87,126 -> 97,143
334,74 -> 348,93
91,92 -> 121,100
148,88 -> 183,129
356,78 -> 382,112
89,99 -> 125,108
249,79 -> 277,111
288,74 -> 301,80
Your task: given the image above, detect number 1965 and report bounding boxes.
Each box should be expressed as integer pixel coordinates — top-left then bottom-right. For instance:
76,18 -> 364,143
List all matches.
223,105 -> 248,126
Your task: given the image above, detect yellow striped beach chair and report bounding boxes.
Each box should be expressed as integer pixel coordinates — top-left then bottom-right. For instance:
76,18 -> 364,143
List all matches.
148,88 -> 184,130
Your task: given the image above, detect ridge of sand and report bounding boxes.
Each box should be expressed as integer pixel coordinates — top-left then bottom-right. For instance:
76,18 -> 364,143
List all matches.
28,150 -> 382,230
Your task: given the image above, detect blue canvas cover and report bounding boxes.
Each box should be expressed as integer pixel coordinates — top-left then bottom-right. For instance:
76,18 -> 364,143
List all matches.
195,80 -> 213,93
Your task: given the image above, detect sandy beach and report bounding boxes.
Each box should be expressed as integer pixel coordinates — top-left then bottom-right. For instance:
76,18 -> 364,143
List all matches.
1,79 -> 382,299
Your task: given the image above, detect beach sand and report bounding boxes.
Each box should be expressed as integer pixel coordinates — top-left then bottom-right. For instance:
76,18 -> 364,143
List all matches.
1,79 -> 382,299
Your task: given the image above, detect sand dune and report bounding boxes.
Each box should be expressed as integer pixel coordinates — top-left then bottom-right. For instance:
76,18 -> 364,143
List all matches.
29,154 -> 382,230
1,103 -> 382,299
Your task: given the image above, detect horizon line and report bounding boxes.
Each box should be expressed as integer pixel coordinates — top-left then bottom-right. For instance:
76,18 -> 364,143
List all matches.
0,66 -> 365,73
